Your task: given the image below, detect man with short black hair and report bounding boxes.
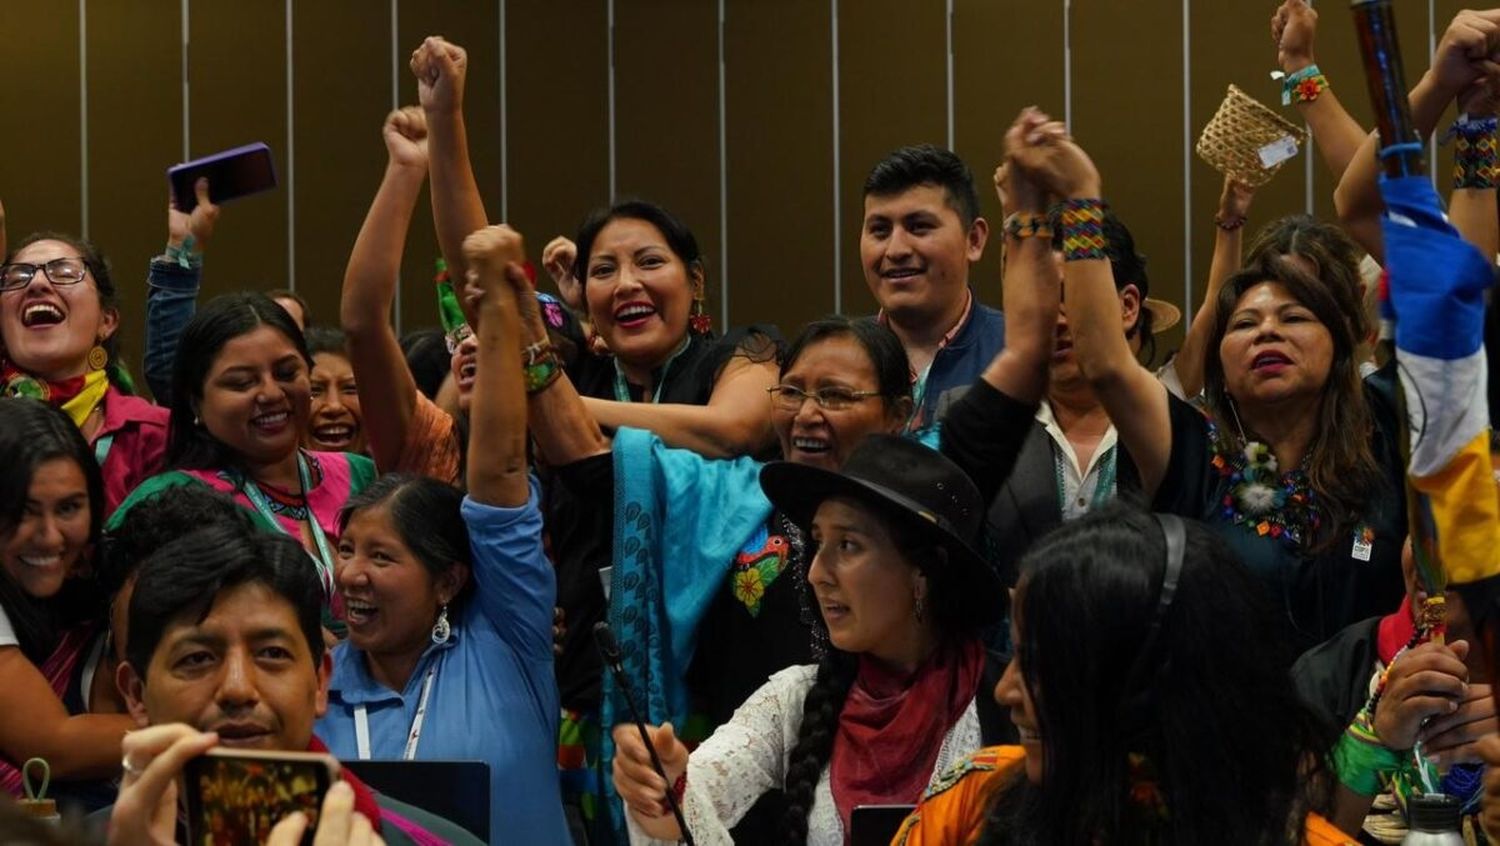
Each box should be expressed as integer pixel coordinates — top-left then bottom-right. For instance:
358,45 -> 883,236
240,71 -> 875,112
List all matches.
860,144 -> 1004,429
102,523 -> 480,845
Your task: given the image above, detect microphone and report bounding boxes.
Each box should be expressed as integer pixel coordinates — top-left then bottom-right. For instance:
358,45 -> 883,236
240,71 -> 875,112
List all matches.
594,622 -> 695,846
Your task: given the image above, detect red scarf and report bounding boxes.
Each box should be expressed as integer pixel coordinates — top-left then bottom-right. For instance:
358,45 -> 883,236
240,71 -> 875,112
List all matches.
829,639 -> 984,835
307,736 -> 383,834
1377,595 -> 1416,664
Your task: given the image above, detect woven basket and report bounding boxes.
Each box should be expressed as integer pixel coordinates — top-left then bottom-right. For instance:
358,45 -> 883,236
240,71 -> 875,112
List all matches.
1195,84 -> 1306,186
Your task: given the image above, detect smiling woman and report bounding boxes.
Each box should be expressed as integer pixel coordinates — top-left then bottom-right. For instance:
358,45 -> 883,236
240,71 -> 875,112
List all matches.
0,399 -> 136,808
106,293 -> 376,633
0,234 -> 170,515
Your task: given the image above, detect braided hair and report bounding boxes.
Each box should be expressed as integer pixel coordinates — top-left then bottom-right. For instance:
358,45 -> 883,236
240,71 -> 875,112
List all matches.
777,649 -> 858,844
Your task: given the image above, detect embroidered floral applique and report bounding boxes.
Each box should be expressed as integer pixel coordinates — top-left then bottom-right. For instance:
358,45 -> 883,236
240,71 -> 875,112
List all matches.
732,534 -> 788,617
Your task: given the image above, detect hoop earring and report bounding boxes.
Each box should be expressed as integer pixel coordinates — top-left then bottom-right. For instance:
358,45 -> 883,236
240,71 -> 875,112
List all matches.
431,604 -> 451,645
87,344 -> 108,372
689,295 -> 712,335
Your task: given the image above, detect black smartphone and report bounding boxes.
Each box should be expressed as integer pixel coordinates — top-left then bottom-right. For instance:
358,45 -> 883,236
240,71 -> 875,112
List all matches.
849,803 -> 917,846
182,748 -> 339,846
168,142 -> 278,213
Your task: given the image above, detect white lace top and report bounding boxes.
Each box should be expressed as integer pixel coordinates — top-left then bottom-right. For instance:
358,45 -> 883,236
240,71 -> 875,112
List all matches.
627,663 -> 983,846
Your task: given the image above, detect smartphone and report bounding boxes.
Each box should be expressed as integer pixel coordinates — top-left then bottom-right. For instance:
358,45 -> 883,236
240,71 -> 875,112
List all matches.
168,142 -> 278,213
849,804 -> 917,846
183,747 -> 339,846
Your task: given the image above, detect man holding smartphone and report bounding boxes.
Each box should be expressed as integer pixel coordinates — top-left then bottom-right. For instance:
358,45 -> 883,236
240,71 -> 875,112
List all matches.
98,524 -> 482,846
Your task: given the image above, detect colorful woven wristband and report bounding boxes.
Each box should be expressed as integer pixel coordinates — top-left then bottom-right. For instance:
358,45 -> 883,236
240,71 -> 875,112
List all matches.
524,353 -> 563,394
1003,212 -> 1053,241
1451,114 -> 1498,190
1058,198 -> 1108,262
1280,64 -> 1327,106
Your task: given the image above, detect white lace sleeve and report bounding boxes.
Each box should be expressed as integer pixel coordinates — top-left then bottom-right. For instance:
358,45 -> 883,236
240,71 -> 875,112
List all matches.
627,665 -> 818,846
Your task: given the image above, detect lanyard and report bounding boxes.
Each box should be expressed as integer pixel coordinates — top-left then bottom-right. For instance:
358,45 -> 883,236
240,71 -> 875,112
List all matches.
239,452 -> 335,596
354,663 -> 438,761
1053,443 -> 1118,514
93,433 -> 114,468
612,337 -> 692,404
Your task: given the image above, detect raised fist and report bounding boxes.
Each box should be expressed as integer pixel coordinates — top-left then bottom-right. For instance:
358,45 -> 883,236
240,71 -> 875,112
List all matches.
1433,10 -> 1500,100
1271,0 -> 1318,74
1005,107 -> 1101,201
383,106 -> 429,169
410,36 -> 468,116
541,236 -> 582,310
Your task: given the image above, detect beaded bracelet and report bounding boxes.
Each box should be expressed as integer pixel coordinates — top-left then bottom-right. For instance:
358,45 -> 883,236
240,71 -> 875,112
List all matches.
1003,212 -> 1053,241
1450,114 -> 1499,190
522,338 -> 553,367
1279,64 -> 1327,106
1057,199 -> 1108,262
1213,214 -> 1247,232
163,235 -> 203,270
670,773 -> 687,806
524,351 -> 563,394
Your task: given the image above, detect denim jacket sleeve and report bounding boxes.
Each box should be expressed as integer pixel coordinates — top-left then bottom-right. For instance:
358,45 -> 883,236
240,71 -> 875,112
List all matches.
144,258 -> 201,404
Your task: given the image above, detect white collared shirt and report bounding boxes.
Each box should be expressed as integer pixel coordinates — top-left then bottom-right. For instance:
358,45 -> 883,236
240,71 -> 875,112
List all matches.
1036,401 -> 1119,520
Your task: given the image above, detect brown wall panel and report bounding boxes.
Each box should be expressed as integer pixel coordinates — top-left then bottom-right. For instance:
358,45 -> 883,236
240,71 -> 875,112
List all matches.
85,0 -> 182,392
953,0 -> 1065,310
837,0 -> 948,316
1309,0 -> 1431,226
614,1 -> 723,325
397,2 -> 501,333
506,0 -> 610,291
1071,0 -> 1186,363
291,1 -> 392,329
1187,0 -> 1309,346
0,3 -> 81,247
724,0 -> 835,334
187,0 -> 288,305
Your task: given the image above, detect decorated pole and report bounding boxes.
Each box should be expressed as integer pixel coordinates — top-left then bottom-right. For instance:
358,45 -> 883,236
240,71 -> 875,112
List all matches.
1351,0 -> 1425,178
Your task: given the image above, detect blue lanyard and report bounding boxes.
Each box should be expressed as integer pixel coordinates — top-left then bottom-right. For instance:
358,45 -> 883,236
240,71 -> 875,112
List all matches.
612,337 -> 692,404
238,452 -> 335,596
93,433 -> 114,468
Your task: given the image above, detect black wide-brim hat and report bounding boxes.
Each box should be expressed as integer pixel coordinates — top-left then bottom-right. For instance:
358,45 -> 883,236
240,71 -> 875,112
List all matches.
759,434 -> 1003,630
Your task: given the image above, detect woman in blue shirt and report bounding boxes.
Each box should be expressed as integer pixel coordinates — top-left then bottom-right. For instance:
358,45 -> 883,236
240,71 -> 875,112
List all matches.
316,225 -> 569,843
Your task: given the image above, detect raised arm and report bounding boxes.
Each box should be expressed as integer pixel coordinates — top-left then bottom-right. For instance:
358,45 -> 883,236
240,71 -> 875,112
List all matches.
1012,111 -> 1174,496
578,353 -> 779,459
144,178 -> 219,403
1174,178 -> 1254,399
463,226 -> 530,507
340,107 -> 429,473
411,36 -> 489,312
0,647 -> 134,779
1335,10 -> 1500,259
1273,0 -> 1367,180
1449,63 -> 1500,263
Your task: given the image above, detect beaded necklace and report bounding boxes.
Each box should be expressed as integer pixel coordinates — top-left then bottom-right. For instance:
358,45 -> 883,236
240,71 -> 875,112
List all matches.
1206,419 -> 1321,550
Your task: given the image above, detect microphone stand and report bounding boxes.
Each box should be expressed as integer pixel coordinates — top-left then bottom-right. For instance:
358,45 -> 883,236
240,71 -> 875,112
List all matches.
594,622 -> 695,846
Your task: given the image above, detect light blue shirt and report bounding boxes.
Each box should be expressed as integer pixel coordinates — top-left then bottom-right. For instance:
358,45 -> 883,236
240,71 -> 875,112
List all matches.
317,479 -> 568,844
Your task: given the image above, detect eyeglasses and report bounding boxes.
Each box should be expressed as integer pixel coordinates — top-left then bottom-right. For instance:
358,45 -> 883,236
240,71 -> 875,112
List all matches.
767,384 -> 882,411
0,257 -> 89,292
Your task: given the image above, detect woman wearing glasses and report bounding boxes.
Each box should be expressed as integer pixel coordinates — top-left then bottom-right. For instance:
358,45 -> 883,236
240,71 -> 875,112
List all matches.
518,110 -> 1056,838
0,235 -> 169,515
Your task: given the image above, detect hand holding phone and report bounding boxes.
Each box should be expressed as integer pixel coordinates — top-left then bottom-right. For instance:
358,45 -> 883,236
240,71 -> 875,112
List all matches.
109,725 -> 221,846
267,781 -> 385,846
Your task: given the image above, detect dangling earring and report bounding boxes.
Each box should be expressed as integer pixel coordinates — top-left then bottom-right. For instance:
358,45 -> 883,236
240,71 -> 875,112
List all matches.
87,342 -> 108,372
688,294 -> 712,336
431,604 -> 451,645
913,594 -> 926,624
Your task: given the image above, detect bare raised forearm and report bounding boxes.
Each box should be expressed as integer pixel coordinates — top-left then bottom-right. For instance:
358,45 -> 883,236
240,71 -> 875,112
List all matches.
982,235 -> 1056,404
427,111 -> 490,294
341,163 -> 426,471
468,296 -> 530,507
1176,227 -> 1241,399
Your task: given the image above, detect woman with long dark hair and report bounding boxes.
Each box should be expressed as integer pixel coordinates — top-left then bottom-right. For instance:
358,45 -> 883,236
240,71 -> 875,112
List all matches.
0,399 -> 133,804
1018,111 -> 1405,649
612,436 -> 1003,845
1,233 -> 169,514
107,292 -> 375,627
894,505 -> 1351,845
